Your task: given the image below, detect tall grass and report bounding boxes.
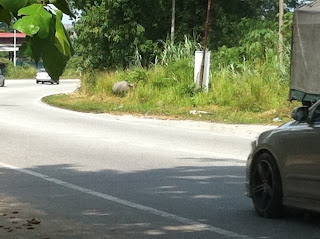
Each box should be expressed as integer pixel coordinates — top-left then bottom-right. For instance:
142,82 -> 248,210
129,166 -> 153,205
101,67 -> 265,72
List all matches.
44,16 -> 296,123
157,36 -> 201,65
79,51 -> 290,115
4,62 -> 38,79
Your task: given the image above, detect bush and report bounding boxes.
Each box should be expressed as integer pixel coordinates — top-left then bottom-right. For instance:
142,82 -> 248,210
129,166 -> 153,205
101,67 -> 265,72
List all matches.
1,59 -> 37,79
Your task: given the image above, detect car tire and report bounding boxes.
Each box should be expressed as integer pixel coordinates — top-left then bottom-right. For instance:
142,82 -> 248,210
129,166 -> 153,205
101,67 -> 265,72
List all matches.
250,152 -> 283,218
36,80 -> 39,84
56,80 -> 59,85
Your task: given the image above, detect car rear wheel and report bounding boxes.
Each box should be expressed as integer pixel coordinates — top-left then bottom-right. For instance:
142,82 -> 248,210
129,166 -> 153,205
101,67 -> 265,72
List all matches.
250,152 -> 283,218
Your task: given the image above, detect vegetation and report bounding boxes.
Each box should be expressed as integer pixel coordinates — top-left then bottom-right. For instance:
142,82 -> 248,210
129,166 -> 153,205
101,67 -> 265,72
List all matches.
5,63 -> 37,79
43,13 -> 299,125
1,0 -> 308,124
0,0 -> 74,80
44,60 -> 296,124
0,56 -> 81,79
72,0 -> 305,70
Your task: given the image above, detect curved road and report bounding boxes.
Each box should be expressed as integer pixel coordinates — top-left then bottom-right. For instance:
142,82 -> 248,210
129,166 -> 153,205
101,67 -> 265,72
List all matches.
0,80 -> 318,238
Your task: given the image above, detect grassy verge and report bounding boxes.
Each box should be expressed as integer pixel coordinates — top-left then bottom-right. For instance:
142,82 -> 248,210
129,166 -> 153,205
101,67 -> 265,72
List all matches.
43,93 -> 297,124
43,59 -> 299,125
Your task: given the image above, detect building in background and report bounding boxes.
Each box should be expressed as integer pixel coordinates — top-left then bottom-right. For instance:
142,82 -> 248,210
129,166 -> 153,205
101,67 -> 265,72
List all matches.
0,32 -> 26,66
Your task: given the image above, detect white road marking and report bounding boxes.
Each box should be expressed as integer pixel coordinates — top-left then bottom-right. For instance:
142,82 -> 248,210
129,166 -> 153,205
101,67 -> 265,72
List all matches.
0,161 -> 251,239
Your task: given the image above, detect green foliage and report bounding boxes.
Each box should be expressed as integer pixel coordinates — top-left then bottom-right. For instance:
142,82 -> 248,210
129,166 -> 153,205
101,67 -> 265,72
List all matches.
71,54 -> 289,122
45,1 -> 304,124
74,1 -> 160,70
0,5 -> 11,24
62,55 -> 83,77
50,0 -> 75,17
212,14 -> 292,79
54,10 -> 72,56
158,36 -> 200,65
72,0 -> 304,49
73,0 -> 304,71
74,11 -> 292,117
15,4 -> 52,38
1,59 -> 37,78
0,0 -> 74,81
0,0 -> 29,15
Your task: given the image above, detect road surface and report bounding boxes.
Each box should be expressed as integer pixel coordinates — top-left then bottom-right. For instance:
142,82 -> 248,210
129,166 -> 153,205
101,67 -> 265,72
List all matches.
0,80 -> 319,239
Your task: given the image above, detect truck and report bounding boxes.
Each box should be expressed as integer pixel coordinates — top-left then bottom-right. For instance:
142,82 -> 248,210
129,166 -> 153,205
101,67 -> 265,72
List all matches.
289,1 -> 320,106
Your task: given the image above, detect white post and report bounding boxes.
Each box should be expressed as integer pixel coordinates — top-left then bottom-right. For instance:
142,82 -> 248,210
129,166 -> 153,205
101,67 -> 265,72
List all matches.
194,51 -> 211,90
13,30 -> 17,67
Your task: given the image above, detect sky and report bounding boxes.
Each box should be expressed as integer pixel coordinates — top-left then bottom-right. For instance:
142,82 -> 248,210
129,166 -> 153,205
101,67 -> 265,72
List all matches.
62,14 -> 73,25
48,4 -> 78,25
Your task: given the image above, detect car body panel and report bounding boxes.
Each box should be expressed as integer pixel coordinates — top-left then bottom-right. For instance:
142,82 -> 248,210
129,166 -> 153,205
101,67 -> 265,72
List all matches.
246,101 -> 320,213
0,74 -> 4,87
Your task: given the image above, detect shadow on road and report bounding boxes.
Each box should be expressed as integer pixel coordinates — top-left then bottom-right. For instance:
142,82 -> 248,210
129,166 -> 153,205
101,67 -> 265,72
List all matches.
0,163 -> 319,238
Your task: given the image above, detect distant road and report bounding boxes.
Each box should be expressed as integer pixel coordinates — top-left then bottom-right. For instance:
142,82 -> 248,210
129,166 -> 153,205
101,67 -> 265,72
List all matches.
0,79 -> 316,239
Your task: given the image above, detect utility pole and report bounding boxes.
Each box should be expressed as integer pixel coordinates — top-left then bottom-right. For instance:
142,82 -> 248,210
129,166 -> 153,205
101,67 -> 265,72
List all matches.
13,29 -> 17,67
199,0 -> 212,88
171,0 -> 176,44
279,0 -> 284,64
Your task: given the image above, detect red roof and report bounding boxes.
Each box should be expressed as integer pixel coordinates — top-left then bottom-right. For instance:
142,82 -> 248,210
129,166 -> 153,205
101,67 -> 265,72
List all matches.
0,33 -> 26,38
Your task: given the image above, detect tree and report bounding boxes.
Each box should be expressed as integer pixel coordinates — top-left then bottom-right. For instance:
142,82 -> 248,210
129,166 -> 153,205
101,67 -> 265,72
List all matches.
0,0 -> 74,81
72,0 -> 309,70
74,0 -> 160,69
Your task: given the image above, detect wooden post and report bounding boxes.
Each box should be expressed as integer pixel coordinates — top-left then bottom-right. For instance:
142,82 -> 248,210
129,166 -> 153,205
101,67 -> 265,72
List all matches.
279,0 -> 284,64
199,0 -> 212,88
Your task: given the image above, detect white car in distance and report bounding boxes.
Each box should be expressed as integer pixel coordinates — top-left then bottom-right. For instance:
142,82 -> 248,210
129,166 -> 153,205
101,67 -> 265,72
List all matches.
36,69 -> 59,84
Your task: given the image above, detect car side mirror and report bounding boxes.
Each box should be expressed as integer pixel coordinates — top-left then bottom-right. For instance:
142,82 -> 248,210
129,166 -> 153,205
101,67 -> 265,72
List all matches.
291,106 -> 309,122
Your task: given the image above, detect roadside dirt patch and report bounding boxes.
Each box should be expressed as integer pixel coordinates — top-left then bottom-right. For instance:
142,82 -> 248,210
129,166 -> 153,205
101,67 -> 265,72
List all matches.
0,195 -> 95,239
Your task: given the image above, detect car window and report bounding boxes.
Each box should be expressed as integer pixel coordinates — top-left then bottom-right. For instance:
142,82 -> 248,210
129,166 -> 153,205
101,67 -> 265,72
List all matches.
313,105 -> 320,123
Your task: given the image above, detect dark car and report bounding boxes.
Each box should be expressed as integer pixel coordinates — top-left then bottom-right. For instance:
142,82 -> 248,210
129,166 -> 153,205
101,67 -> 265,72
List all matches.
246,101 -> 320,218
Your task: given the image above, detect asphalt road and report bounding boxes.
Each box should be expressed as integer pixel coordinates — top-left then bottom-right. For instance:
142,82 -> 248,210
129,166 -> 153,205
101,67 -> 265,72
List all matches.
0,79 -> 319,239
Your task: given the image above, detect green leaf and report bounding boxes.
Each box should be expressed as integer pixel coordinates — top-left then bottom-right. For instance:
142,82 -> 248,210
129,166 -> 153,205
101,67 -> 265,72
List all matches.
42,42 -> 69,81
0,0 -> 27,14
49,0 -> 75,18
54,10 -> 72,56
14,19 -> 40,36
27,34 -> 68,81
0,5 -> 11,24
21,37 -> 41,64
14,4 -> 52,38
20,14 -> 70,81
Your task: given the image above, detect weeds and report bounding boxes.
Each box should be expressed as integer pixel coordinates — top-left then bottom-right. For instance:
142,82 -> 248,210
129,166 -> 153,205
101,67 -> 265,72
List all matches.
44,15 -> 296,124
51,51 -> 293,124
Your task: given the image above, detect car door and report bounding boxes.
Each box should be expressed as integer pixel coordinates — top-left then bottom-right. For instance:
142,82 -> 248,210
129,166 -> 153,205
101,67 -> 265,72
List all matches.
285,104 -> 320,200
